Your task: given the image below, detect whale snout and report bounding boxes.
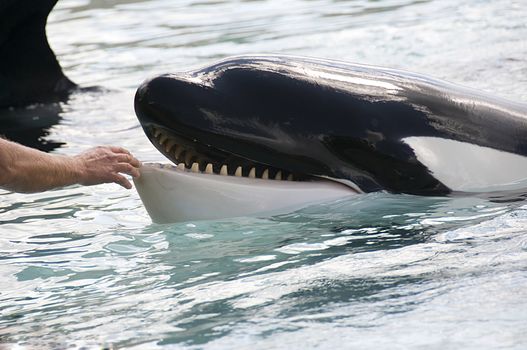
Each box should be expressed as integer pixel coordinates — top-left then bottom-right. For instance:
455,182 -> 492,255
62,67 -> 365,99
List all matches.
134,74 -> 221,135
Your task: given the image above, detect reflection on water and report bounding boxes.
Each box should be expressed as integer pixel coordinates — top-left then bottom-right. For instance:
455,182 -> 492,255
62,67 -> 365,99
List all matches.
1,0 -> 527,348
0,104 -> 64,152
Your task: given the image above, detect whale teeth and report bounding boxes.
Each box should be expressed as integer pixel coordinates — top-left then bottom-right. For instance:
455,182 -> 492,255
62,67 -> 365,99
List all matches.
148,137 -> 301,182
159,133 -> 168,145
178,150 -> 187,164
185,152 -> 195,166
174,146 -> 184,159
165,139 -> 177,152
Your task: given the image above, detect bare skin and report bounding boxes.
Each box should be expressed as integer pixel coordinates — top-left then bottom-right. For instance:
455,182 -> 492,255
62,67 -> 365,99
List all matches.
0,138 -> 141,193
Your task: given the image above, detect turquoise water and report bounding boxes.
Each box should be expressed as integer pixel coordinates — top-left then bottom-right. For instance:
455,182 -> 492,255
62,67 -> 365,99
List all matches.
1,0 -> 527,348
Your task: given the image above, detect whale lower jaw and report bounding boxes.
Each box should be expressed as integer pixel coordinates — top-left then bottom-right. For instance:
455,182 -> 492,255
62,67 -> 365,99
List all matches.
134,163 -> 356,223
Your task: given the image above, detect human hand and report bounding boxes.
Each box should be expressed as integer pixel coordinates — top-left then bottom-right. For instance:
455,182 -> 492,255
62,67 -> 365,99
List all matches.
74,146 -> 141,189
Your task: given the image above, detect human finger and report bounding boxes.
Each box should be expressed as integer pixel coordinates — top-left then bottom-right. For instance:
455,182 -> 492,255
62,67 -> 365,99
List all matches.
115,163 -> 141,178
108,146 -> 131,155
113,173 -> 133,189
115,153 -> 141,168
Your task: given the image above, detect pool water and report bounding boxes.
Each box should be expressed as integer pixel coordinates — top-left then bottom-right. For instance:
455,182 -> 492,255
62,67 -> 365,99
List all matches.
1,0 -> 527,348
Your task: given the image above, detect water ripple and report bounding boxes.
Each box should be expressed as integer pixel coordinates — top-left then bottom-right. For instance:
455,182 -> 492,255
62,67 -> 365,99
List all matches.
1,0 -> 527,348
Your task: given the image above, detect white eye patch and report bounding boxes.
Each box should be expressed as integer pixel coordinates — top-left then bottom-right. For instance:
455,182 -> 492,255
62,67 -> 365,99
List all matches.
403,136 -> 527,192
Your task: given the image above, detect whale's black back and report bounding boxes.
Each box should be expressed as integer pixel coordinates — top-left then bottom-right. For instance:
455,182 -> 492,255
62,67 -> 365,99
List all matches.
0,0 -> 76,108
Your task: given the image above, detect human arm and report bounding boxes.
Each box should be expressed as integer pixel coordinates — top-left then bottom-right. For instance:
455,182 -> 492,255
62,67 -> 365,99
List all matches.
0,138 -> 141,193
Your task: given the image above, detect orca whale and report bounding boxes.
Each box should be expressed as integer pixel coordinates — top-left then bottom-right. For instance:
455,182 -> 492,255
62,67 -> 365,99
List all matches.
133,55 -> 527,222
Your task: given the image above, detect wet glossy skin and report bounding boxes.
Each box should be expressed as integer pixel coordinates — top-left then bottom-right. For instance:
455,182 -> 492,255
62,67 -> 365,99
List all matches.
134,55 -> 527,195
0,0 -> 76,108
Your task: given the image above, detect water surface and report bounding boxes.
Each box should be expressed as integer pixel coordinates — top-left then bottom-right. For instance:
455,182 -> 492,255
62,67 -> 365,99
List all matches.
1,0 -> 527,348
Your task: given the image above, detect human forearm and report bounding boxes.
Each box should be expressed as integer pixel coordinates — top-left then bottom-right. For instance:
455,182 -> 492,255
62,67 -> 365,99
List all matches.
0,139 -> 81,192
0,139 -> 141,193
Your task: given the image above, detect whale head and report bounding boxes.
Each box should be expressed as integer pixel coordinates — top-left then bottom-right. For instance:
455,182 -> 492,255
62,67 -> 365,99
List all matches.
134,56 -> 449,196
134,70 -> 361,189
133,55 -> 527,222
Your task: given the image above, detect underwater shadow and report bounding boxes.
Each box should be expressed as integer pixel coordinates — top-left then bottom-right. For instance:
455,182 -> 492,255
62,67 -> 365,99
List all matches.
269,192 -> 520,254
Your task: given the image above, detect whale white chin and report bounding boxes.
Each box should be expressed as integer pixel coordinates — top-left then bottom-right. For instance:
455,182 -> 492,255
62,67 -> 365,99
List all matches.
133,163 -> 356,223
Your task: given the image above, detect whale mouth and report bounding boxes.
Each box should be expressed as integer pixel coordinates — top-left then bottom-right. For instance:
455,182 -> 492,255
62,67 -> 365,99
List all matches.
136,124 -> 357,224
149,125 -> 314,182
